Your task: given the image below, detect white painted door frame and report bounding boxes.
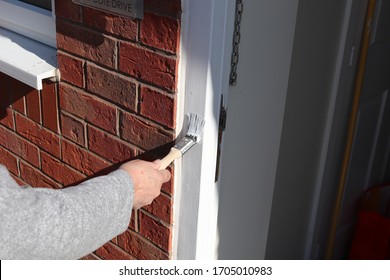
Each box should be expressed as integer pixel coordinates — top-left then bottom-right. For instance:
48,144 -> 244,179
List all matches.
175,0 -> 299,260
176,0 -> 300,260
173,0 -> 235,259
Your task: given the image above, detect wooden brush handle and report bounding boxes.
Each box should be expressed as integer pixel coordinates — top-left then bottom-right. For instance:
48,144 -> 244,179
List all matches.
159,148 -> 182,170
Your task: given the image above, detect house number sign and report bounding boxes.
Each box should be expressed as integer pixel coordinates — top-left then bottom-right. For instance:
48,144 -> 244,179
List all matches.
72,0 -> 143,19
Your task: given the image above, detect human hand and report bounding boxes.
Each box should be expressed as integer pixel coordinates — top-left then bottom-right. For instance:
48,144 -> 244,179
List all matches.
119,159 -> 171,210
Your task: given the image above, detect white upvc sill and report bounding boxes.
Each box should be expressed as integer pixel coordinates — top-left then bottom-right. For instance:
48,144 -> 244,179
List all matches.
0,27 -> 58,90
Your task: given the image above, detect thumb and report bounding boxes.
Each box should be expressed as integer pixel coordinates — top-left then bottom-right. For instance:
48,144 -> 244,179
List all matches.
153,160 -> 171,182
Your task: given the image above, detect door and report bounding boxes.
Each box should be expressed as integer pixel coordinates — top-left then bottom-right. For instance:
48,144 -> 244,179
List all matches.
216,0 -> 299,259
332,0 -> 390,258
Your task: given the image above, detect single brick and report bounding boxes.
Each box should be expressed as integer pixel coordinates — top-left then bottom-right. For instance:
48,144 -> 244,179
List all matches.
87,125 -> 136,163
0,125 -> 39,167
95,242 -> 134,260
144,0 -> 181,18
12,97 -> 25,115
41,151 -> 85,186
61,113 -> 86,147
55,0 -> 82,22
25,89 -> 41,124
0,108 -> 14,129
57,52 -> 84,87
20,161 -> 60,189
62,140 -> 110,176
120,112 -> 174,151
141,13 -> 180,54
41,82 -> 59,133
0,145 -> 19,175
117,230 -> 169,260
86,64 -> 137,112
143,193 -> 172,224
140,86 -> 175,128
83,7 -> 137,41
9,77 -> 31,114
15,113 -> 61,158
57,19 -> 116,68
139,211 -> 171,252
119,42 -> 177,91
59,84 -> 117,134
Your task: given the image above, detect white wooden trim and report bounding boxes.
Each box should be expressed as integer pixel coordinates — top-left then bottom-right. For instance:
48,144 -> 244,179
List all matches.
174,0 -> 234,260
0,0 -> 56,47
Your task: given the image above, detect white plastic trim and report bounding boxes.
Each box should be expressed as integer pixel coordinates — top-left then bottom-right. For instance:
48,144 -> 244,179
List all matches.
0,0 -> 56,47
0,27 -> 58,90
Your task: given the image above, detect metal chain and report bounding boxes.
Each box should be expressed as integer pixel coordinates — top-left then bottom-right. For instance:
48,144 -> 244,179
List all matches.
229,0 -> 243,86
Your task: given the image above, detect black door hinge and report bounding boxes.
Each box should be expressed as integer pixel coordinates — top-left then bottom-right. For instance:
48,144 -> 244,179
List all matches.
215,97 -> 227,182
219,104 -> 227,132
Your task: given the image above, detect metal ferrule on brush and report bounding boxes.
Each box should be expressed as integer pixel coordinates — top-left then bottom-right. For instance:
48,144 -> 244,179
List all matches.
174,135 -> 197,155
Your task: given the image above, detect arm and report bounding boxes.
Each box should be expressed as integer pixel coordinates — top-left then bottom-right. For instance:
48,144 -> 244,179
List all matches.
0,160 -> 170,260
0,167 -> 133,259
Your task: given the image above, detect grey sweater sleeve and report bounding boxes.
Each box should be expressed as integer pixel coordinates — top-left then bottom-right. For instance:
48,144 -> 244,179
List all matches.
0,165 -> 134,260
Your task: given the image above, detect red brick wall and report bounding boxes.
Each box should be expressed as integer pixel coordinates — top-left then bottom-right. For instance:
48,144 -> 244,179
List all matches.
0,0 -> 181,259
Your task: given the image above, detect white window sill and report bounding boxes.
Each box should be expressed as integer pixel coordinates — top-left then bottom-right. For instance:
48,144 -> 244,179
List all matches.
0,27 -> 58,90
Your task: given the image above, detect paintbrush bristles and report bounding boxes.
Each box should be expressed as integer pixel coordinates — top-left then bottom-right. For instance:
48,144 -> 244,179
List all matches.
158,113 -> 205,170
186,113 -> 205,142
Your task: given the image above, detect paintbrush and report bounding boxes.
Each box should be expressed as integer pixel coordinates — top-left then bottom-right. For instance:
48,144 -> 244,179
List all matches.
159,113 -> 205,170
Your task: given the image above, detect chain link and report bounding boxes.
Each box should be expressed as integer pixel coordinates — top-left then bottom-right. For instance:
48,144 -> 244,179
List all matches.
229,0 -> 243,86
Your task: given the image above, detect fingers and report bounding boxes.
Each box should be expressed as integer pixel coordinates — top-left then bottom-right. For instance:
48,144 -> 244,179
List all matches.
120,159 -> 172,210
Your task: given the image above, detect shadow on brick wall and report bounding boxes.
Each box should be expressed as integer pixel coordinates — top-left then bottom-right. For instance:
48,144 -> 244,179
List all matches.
56,16 -> 106,52
0,72 -> 34,119
69,140 -> 175,187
